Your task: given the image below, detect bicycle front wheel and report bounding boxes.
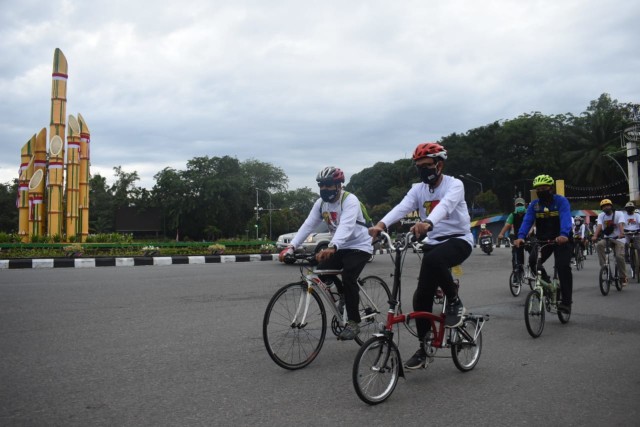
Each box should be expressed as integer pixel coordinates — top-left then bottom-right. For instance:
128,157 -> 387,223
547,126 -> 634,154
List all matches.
352,337 -> 401,405
524,289 -> 545,338
599,266 -> 610,296
355,275 -> 391,346
509,270 -> 521,297
451,318 -> 483,371
263,282 -> 327,370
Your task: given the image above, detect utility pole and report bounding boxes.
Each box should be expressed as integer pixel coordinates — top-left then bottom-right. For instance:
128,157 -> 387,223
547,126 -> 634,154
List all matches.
624,105 -> 640,202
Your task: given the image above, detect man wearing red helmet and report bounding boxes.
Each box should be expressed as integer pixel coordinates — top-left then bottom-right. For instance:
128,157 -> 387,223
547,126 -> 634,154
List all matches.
279,166 -> 373,340
369,142 -> 474,369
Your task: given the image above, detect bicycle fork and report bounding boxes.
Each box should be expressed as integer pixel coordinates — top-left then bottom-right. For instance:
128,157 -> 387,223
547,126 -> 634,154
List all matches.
290,285 -> 315,328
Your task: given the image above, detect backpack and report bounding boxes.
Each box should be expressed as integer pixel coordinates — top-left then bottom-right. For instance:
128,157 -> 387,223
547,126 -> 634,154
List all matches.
321,191 -> 373,228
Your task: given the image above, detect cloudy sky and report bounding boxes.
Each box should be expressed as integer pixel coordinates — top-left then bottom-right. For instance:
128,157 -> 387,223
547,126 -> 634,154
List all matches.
1,0 -> 639,191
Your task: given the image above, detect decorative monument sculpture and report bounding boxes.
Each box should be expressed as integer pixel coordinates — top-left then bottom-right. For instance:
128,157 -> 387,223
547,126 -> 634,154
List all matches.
16,48 -> 91,242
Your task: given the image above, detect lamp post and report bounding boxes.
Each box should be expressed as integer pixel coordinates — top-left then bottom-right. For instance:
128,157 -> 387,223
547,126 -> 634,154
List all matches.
459,174 -> 483,216
465,173 -> 483,194
256,188 -> 273,240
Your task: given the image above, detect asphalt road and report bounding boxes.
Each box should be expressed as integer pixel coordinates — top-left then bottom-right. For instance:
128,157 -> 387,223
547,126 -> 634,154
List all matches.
1,247 -> 639,426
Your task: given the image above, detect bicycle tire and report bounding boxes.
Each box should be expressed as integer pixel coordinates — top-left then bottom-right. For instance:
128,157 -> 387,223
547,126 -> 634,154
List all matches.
634,249 -> 640,283
263,282 -> 327,370
355,275 -> 391,346
451,318 -> 483,371
599,266 -> 610,296
509,270 -> 521,297
524,289 -> 545,338
352,337 -> 401,405
615,265 -> 623,292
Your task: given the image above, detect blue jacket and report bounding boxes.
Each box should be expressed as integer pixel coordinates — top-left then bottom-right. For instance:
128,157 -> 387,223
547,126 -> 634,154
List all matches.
517,194 -> 572,240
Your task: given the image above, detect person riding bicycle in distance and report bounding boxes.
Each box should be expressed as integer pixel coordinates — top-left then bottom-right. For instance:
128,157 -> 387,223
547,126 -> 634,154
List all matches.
621,201 -> 640,265
498,197 -> 527,271
278,166 -> 373,340
513,174 -> 573,313
572,215 -> 588,262
368,142 -> 474,370
592,199 -> 627,286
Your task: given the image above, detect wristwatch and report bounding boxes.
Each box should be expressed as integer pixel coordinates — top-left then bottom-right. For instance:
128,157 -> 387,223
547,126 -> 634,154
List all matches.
328,243 -> 337,250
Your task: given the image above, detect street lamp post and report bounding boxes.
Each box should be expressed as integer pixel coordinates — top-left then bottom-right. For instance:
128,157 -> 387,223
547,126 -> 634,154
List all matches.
256,188 -> 273,240
459,174 -> 483,216
465,173 -> 483,194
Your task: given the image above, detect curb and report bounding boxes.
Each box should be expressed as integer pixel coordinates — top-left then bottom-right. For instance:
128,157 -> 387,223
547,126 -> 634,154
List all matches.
0,254 -> 279,270
0,249 -> 394,270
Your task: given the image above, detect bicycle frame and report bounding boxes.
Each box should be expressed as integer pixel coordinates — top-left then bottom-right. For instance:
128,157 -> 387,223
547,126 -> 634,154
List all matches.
377,232 -> 485,359
291,264 -> 383,329
530,240 -> 560,308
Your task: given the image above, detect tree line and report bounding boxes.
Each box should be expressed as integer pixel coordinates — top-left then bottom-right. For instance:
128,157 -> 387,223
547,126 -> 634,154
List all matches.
0,93 -> 636,240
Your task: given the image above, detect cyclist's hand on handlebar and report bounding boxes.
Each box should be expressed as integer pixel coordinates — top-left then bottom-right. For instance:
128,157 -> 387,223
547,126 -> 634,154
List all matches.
513,238 -> 524,248
410,221 -> 431,240
368,224 -> 385,238
315,246 -> 336,262
555,236 -> 569,245
278,247 -> 294,262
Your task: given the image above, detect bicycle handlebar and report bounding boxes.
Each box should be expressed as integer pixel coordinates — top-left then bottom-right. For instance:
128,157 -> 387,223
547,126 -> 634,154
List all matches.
376,231 -> 416,253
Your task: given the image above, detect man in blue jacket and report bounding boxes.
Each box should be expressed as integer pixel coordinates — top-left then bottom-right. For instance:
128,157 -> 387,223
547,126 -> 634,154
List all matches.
514,174 -> 573,313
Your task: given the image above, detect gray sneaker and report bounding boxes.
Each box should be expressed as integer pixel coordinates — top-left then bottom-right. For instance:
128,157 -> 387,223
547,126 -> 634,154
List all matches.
338,320 -> 360,340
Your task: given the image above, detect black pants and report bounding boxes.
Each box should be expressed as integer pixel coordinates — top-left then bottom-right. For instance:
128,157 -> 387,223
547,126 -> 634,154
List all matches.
317,249 -> 371,323
511,245 -> 525,270
529,242 -> 573,306
414,238 -> 472,339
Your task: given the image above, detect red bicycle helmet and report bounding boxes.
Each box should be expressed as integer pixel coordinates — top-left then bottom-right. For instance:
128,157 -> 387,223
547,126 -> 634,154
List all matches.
316,166 -> 345,184
412,142 -> 448,161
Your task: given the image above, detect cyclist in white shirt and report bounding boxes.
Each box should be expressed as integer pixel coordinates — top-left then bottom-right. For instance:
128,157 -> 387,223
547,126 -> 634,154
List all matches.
573,216 -> 588,261
592,199 -> 627,285
278,166 -> 372,340
622,201 -> 640,265
368,142 -> 473,370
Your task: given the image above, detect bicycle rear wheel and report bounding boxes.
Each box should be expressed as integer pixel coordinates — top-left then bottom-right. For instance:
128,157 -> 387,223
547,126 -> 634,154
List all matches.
599,266 -> 610,296
509,270 -> 521,297
352,337 -> 400,405
263,282 -> 327,370
524,289 -> 545,338
451,318 -> 483,371
355,275 -> 391,346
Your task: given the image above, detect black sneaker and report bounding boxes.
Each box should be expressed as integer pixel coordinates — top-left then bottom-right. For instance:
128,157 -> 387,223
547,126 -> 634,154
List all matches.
445,297 -> 466,328
557,303 -> 571,314
404,347 -> 427,369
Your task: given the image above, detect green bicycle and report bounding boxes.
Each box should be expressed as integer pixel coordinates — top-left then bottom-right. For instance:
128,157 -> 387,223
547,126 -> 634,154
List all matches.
524,240 -> 571,338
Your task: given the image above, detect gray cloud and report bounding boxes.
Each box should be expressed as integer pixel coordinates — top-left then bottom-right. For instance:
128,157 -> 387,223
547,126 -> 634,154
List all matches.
1,0 -> 639,191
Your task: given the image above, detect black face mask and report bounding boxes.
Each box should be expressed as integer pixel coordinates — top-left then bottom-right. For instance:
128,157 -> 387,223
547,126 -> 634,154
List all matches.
418,166 -> 440,186
603,208 -> 613,215
320,189 -> 338,202
536,190 -> 552,202
626,208 -> 635,214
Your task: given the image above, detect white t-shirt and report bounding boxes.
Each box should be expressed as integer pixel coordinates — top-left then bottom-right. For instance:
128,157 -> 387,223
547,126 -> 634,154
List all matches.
622,211 -> 640,232
290,192 -> 373,253
596,211 -> 625,239
380,175 -> 474,248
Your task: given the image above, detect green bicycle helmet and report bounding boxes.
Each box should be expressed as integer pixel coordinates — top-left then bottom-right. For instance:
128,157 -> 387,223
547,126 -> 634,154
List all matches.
532,174 -> 555,188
